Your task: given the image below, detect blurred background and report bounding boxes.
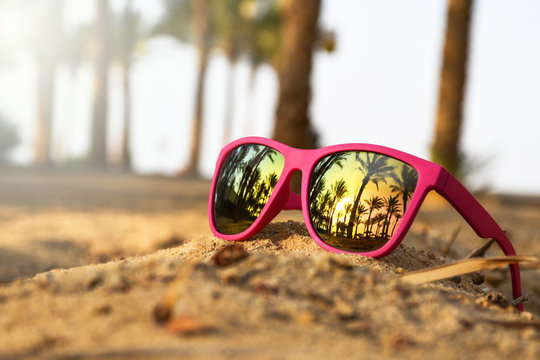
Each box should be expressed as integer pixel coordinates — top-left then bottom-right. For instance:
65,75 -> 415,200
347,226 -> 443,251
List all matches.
1,0 -> 540,314
0,0 -> 539,193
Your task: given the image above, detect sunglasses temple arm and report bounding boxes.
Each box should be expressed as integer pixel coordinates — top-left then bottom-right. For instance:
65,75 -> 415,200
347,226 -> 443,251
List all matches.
436,170 -> 523,311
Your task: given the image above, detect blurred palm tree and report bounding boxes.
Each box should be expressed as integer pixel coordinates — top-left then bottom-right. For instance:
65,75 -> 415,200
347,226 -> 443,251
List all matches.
211,0 -> 246,145
0,114 -> 19,164
156,0 -> 212,177
110,0 -> 146,171
90,0 -> 111,169
272,0 -> 321,149
33,0 -> 64,167
431,0 -> 473,177
238,0 -> 281,135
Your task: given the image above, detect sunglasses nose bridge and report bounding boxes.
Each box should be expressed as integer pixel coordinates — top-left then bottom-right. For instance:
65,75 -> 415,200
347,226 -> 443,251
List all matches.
283,148 -> 312,171
279,148 -> 312,211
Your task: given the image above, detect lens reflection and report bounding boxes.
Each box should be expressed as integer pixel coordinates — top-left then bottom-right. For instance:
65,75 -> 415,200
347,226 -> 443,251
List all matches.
309,151 -> 418,252
214,144 -> 285,235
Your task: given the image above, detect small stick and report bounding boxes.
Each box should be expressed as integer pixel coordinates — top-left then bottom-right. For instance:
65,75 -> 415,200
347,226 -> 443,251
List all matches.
465,238 -> 496,259
401,256 -> 539,286
441,226 -> 461,257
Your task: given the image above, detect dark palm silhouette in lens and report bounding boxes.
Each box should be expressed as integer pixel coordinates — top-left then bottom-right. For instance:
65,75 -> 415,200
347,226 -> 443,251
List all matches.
372,213 -> 386,237
214,144 -> 284,234
353,204 -> 369,239
381,194 -> 401,239
389,165 -> 418,214
346,153 -> 396,238
327,179 -> 348,234
309,151 -> 418,252
309,153 -> 347,200
363,195 -> 384,237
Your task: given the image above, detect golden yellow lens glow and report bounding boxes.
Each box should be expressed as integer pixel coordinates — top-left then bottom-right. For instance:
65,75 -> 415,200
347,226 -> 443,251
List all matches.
309,151 -> 418,252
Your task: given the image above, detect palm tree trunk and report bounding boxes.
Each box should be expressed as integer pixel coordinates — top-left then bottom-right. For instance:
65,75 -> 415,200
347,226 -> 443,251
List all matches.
390,217 -> 399,236
402,192 -> 408,214
243,64 -> 258,135
120,62 -> 132,171
364,208 -> 373,236
272,0 -> 321,149
34,50 -> 55,167
431,0 -> 473,176
34,0 -> 63,167
184,0 -> 210,177
222,58 -> 237,146
119,0 -> 134,172
91,0 -> 110,169
347,178 -> 368,237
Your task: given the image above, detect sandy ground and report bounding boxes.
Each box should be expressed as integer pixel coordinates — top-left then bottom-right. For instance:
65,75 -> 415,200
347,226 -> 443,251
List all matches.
0,167 -> 540,359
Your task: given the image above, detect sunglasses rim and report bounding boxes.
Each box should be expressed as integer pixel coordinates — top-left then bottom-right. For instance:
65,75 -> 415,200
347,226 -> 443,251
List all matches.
209,137 -> 442,258
209,137 -> 523,311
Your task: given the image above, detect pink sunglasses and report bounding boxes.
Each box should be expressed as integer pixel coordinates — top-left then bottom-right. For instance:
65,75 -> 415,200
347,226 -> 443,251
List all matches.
208,137 -> 523,310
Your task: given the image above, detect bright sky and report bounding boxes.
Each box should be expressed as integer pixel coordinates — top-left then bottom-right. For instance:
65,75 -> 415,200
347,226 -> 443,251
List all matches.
0,0 -> 539,195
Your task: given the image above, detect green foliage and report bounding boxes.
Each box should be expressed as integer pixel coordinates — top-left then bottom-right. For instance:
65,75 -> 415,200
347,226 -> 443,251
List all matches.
154,0 -> 193,43
110,2 -> 148,65
155,0 -> 281,66
0,115 -> 19,163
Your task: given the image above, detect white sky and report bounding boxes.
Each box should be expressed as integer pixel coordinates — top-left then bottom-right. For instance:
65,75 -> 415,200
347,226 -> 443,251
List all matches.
0,0 -> 539,194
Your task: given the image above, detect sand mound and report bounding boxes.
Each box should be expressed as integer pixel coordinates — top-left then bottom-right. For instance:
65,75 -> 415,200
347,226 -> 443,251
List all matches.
0,222 -> 539,359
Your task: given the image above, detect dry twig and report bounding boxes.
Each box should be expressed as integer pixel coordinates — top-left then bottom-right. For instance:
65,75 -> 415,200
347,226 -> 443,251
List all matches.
401,256 -> 540,286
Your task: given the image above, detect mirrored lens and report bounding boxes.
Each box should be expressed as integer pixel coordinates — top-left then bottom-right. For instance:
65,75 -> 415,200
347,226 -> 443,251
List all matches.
213,144 -> 285,235
309,151 -> 418,252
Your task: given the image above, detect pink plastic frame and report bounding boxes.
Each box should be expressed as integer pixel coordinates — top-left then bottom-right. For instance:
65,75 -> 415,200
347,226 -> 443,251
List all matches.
208,137 -> 523,310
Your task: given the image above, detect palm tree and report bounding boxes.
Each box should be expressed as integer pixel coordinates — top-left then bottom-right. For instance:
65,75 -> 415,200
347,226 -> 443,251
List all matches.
327,179 -> 348,234
253,180 -> 268,212
0,115 -> 19,163
156,0 -> 212,176
309,152 -> 347,201
90,0 -> 111,169
272,0 -> 321,149
363,195 -> 384,237
265,172 -> 279,192
431,0 -> 473,176
110,0 -> 145,171
353,204 -> 368,238
214,144 -> 251,206
335,210 -> 344,236
373,213 -> 386,237
242,0 -> 280,132
211,0 -> 249,145
346,153 -> 395,237
381,195 -> 401,239
314,189 -> 332,231
390,213 -> 403,237
234,147 -> 277,220
390,165 -> 418,214
33,0 -> 64,167
343,202 -> 353,227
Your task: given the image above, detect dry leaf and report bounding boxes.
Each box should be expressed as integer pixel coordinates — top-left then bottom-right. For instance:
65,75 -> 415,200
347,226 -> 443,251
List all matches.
165,315 -> 213,335
401,256 -> 540,285
211,243 -> 249,267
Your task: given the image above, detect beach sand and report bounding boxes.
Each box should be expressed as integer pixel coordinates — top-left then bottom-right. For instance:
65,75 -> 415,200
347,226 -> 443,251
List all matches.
0,168 -> 539,359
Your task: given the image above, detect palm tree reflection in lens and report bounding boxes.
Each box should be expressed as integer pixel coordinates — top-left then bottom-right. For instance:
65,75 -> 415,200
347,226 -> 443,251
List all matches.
309,151 -> 418,252
214,144 -> 285,235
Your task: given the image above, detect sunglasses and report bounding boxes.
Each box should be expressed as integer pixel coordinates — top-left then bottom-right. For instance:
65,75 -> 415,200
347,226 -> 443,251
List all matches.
208,137 -> 523,310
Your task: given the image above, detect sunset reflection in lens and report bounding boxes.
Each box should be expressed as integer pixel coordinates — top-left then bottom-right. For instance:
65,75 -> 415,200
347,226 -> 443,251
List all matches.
309,151 -> 418,252
214,144 -> 285,235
